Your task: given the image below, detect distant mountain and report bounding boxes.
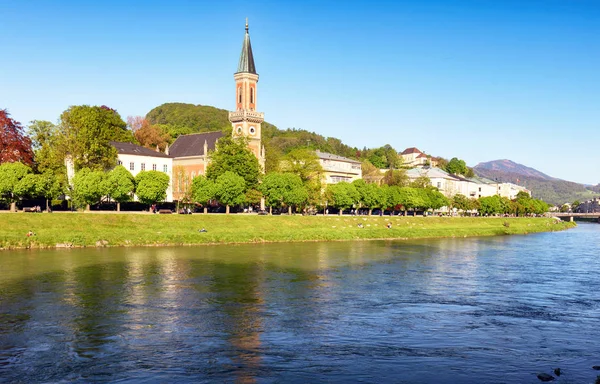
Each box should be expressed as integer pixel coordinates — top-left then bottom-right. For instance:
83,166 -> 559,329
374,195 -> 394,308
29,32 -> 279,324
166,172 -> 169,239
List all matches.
474,159 -> 555,180
474,160 -> 596,206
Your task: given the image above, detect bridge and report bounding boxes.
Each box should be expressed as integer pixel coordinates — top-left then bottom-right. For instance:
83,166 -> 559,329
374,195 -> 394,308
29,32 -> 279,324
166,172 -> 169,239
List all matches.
550,212 -> 600,223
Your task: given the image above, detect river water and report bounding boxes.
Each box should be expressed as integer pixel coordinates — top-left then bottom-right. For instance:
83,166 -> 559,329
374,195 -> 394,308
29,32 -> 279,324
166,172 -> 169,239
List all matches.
1,224 -> 599,383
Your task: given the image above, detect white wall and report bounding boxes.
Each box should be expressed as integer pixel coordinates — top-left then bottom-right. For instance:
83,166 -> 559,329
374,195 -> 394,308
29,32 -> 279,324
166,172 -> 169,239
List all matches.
117,153 -> 174,202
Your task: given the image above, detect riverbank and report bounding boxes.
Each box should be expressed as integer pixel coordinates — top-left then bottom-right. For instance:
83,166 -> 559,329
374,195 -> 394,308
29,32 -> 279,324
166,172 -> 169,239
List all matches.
0,212 -> 576,250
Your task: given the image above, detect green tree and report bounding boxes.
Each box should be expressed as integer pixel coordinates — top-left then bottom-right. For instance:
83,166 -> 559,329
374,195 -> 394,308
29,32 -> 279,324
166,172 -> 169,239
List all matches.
36,171 -> 65,211
71,168 -> 106,210
27,120 -> 65,172
452,194 -> 471,214
104,165 -> 135,211
215,171 -> 246,214
353,179 -> 386,215
260,172 -> 308,214
478,195 -> 503,215
192,175 -> 217,214
206,136 -> 260,190
424,188 -> 449,211
0,162 -> 32,211
60,105 -> 134,171
445,157 -> 468,176
325,182 -> 359,215
135,170 -> 170,207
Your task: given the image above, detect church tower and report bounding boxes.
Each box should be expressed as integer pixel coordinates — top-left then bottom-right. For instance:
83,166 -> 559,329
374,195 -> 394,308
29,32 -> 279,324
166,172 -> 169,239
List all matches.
229,19 -> 266,169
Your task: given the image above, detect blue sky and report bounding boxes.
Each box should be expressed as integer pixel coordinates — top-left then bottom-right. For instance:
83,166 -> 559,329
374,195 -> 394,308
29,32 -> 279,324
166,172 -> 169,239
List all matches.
1,0 -> 599,184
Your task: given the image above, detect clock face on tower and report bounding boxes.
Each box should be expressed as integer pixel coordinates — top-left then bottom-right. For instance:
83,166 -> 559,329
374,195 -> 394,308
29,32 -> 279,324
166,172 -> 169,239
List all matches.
249,126 -> 256,135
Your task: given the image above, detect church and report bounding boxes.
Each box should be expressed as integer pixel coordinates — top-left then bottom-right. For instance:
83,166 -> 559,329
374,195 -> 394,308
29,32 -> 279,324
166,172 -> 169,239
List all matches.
167,20 -> 266,201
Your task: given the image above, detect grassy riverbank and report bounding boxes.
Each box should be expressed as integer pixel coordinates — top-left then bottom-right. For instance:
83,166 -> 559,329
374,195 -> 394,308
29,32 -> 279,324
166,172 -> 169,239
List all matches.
0,212 -> 576,250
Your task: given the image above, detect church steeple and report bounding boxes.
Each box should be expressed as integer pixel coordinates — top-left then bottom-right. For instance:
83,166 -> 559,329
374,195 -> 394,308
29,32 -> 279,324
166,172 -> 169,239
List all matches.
237,18 -> 256,74
229,19 -> 265,170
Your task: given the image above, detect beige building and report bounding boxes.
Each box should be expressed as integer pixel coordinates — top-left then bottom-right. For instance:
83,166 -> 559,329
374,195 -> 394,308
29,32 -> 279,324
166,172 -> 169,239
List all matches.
400,147 -> 433,167
316,150 -> 362,184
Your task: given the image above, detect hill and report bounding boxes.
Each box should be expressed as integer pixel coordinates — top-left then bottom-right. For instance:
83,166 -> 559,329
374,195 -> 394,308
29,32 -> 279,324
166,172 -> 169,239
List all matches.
474,160 -> 596,205
145,103 -> 360,169
475,159 -> 555,180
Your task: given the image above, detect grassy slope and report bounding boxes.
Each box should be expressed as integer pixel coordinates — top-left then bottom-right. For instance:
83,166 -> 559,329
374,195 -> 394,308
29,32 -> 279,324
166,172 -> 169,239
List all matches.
0,213 -> 575,250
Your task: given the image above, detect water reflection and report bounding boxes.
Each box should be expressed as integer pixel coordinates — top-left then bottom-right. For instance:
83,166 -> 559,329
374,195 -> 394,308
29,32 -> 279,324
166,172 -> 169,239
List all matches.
1,226 -> 600,383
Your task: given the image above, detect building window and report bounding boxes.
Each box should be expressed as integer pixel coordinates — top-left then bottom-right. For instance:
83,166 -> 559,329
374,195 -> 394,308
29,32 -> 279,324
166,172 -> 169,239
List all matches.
130,162 -> 134,171
152,164 -> 157,171
141,163 -> 146,171
437,182 -> 442,189
250,87 -> 254,104
117,160 -> 122,166
163,164 -> 168,173
238,87 -> 242,103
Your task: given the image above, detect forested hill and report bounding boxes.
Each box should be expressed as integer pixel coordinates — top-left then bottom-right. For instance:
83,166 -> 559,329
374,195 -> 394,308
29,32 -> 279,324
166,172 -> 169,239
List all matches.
474,160 -> 596,205
145,103 -> 359,159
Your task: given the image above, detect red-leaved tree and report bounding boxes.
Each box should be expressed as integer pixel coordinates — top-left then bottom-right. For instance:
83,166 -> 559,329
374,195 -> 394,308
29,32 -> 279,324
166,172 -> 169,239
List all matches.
0,109 -> 34,165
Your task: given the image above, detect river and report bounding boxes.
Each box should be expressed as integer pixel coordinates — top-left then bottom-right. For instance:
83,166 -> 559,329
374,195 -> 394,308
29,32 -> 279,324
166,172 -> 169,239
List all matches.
1,224 -> 599,383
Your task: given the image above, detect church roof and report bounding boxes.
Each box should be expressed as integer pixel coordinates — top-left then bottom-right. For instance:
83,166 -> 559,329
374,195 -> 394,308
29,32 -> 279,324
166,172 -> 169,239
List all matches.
236,21 -> 256,74
110,141 -> 171,158
169,131 -> 224,158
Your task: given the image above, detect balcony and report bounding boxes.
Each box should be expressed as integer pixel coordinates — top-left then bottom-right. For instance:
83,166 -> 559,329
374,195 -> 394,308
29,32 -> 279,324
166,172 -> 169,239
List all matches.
229,110 -> 264,123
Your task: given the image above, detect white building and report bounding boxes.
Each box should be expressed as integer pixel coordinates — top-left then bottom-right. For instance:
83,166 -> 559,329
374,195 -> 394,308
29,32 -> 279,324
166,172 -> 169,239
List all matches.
111,142 -> 174,201
406,167 -> 530,200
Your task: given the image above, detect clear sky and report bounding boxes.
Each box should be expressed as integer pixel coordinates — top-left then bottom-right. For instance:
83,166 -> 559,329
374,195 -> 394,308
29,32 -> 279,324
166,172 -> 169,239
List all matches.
1,0 -> 599,184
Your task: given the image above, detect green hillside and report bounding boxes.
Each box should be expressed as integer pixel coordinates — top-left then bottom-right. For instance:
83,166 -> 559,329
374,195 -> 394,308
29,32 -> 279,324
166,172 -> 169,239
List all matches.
145,103 -> 361,169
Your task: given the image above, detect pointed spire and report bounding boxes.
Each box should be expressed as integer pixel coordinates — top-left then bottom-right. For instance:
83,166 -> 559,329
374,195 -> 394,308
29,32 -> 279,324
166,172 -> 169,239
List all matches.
237,18 -> 256,74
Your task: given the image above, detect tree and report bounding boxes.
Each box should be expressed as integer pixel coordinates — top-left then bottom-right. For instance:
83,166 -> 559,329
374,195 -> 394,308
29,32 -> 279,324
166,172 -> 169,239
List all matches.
382,169 -> 408,187
245,189 -> 263,208
280,148 -> 323,184
360,160 -> 381,179
0,109 -> 34,165
353,179 -> 386,215
192,175 -> 217,214
206,136 -> 260,190
71,168 -> 106,210
260,172 -> 308,214
36,171 -> 65,211
60,105 -> 134,171
452,194 -> 471,214
478,195 -> 503,215
104,165 -> 135,211
325,182 -> 359,215
280,148 -> 323,208
0,162 -> 32,211
215,171 -> 246,214
423,188 -> 449,211
135,170 -> 170,207
445,157 -> 469,176
397,187 -> 426,215
27,120 -> 64,172
128,116 -> 170,151
410,176 -> 431,189
13,173 -> 42,200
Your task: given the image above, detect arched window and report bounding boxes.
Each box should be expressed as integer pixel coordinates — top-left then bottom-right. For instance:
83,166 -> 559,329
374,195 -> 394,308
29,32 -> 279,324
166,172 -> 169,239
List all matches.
238,87 -> 242,104
250,87 -> 254,104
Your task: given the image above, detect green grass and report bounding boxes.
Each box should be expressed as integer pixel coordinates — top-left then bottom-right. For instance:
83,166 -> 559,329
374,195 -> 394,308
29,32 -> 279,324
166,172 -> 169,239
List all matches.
0,212 -> 576,250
